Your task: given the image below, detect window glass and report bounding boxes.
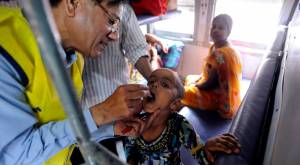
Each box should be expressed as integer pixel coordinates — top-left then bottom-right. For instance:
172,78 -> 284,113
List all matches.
153,0 -> 195,38
215,0 -> 284,47
215,0 -> 284,79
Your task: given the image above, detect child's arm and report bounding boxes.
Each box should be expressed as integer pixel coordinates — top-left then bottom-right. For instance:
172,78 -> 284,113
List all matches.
204,133 -> 240,163
179,118 -> 210,165
179,117 -> 240,164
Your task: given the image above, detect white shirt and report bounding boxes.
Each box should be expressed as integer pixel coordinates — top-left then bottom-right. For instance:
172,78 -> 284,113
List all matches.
82,5 -> 148,107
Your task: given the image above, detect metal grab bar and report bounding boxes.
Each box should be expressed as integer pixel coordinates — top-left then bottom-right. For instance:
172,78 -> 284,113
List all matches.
17,0 -> 126,164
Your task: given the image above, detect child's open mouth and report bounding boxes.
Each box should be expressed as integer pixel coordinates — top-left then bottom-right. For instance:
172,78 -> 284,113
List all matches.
137,112 -> 152,121
142,91 -> 158,113
146,91 -> 156,103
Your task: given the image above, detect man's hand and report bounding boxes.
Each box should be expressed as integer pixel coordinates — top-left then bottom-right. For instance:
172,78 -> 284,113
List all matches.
204,133 -> 241,163
90,84 -> 150,126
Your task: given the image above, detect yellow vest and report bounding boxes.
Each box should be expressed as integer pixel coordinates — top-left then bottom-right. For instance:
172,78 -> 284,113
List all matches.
0,7 -> 84,165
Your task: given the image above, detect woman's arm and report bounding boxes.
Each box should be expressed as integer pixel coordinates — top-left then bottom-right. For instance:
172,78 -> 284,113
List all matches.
196,68 -> 219,90
145,33 -> 168,53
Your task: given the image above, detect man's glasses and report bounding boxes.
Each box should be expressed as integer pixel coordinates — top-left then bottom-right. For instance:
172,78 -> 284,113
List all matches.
99,3 -> 120,33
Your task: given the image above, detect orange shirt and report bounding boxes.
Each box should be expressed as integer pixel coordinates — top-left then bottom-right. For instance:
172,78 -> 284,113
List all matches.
182,44 -> 242,119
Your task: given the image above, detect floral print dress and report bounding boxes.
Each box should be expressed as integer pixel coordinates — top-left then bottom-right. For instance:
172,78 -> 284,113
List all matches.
124,113 -> 209,165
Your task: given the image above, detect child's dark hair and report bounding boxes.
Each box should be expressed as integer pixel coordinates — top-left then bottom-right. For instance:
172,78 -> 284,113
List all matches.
174,72 -> 184,99
213,14 -> 233,34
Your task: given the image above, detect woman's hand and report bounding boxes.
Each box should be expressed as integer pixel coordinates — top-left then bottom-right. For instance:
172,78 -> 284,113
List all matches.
145,33 -> 168,53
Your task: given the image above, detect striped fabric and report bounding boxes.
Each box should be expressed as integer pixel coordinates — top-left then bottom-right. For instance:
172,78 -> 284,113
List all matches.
81,4 -> 148,107
0,1 -> 18,7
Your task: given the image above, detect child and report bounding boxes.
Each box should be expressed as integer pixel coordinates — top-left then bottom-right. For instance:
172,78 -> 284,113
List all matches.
145,33 -> 168,70
182,14 -> 242,119
124,68 -> 240,165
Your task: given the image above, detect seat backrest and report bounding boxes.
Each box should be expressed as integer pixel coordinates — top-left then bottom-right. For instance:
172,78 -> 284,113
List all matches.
263,5 -> 300,165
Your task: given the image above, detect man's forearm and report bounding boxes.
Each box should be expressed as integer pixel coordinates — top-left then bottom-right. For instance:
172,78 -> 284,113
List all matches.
135,56 -> 153,80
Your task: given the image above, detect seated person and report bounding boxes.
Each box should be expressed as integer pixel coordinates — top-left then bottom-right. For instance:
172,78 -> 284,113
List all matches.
146,33 -> 184,71
181,14 -> 242,119
129,33 -> 167,83
124,68 -> 240,164
145,33 -> 168,70
129,33 -> 183,84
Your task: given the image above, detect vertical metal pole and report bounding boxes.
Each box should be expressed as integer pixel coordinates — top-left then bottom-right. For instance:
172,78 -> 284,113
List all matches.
193,0 -> 215,46
17,0 -> 125,164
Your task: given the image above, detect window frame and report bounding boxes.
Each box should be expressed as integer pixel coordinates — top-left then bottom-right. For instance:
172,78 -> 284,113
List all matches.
150,0 -> 216,46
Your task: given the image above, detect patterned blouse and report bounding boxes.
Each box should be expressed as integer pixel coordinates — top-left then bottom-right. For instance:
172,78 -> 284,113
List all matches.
124,113 -> 209,165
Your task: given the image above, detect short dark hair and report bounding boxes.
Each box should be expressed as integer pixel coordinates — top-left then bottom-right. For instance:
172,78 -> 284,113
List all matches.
49,0 -> 126,7
167,69 -> 184,99
213,14 -> 233,34
175,74 -> 184,99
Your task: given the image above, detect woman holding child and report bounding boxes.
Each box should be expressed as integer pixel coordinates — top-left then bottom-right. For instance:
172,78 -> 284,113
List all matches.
182,14 -> 242,119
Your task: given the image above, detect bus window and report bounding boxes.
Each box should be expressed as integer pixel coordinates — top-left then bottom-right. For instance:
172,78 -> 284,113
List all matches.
215,0 -> 284,79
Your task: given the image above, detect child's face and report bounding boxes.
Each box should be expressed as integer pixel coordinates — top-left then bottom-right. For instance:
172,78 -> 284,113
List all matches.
210,18 -> 229,43
143,69 -> 179,113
